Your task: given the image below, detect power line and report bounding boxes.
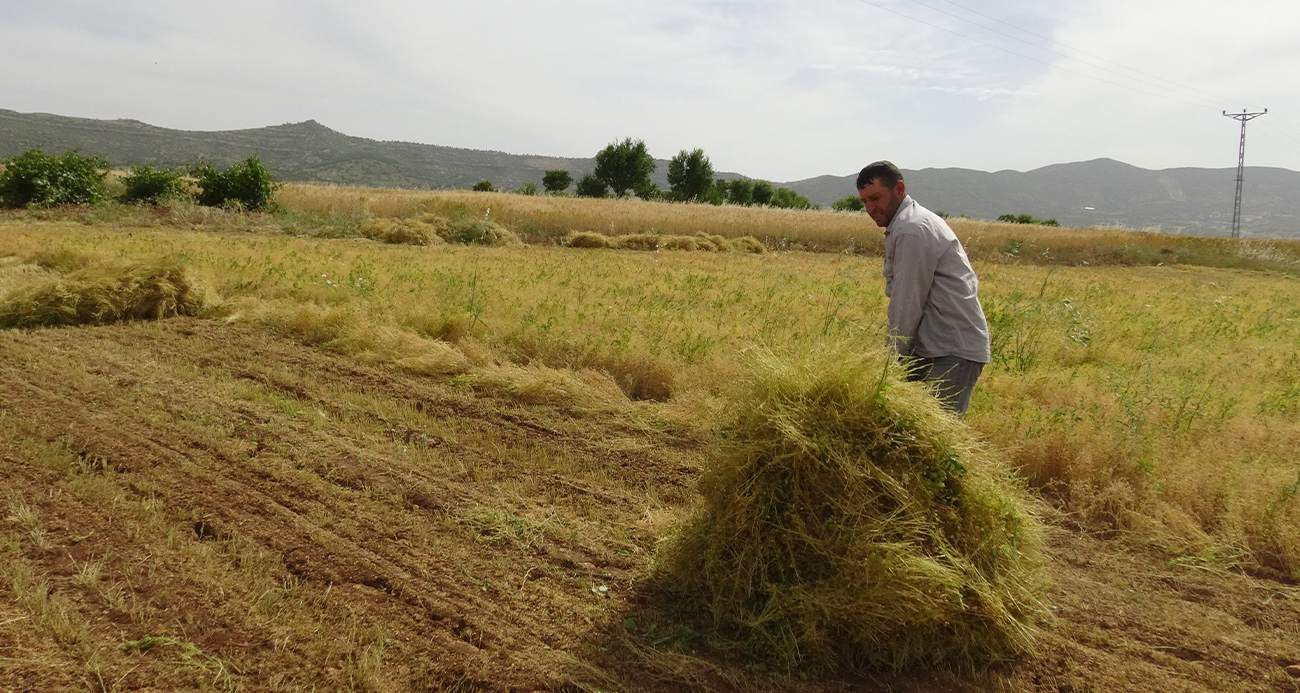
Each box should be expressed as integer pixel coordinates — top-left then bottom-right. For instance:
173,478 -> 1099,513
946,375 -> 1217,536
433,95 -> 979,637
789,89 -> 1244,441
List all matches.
924,0 -> 1245,107
850,0 -> 1211,109
1256,122 -> 1300,150
895,0 -> 1227,108
1260,114 -> 1300,141
1251,125 -> 1300,161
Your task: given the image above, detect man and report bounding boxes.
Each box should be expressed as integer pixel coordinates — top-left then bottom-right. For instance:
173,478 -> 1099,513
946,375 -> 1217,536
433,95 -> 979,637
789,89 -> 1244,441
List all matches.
856,161 -> 990,417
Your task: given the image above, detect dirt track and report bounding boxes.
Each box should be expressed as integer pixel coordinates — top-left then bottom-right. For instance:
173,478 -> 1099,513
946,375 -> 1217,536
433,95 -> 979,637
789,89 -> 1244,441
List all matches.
1,319 -> 1298,691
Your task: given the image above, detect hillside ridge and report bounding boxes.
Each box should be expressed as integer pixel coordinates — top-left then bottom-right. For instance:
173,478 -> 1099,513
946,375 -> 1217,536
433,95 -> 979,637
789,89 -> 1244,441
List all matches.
2,108 -> 1298,237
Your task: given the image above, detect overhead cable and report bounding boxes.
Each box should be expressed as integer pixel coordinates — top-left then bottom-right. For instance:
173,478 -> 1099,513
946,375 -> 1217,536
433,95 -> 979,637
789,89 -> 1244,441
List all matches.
852,0 -> 1213,110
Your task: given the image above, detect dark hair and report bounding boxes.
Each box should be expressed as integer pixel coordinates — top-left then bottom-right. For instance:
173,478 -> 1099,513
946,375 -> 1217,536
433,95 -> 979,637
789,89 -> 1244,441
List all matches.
856,160 -> 904,190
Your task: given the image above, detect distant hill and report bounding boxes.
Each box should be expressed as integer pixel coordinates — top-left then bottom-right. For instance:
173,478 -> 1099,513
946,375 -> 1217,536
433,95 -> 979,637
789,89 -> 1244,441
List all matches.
0,108 -> 603,191
786,160 -> 1300,238
3,108 -> 1297,237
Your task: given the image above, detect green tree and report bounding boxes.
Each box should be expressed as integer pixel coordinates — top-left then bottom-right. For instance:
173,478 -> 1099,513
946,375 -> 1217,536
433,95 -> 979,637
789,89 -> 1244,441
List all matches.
727,178 -> 755,206
516,182 -> 537,195
119,164 -> 186,205
704,178 -> 729,206
472,180 -> 496,192
593,138 -> 655,197
666,148 -> 714,202
634,179 -> 662,201
751,180 -> 775,206
575,174 -> 609,198
770,187 -> 812,210
832,195 -> 865,212
542,170 -> 573,194
0,148 -> 108,208
191,156 -> 278,211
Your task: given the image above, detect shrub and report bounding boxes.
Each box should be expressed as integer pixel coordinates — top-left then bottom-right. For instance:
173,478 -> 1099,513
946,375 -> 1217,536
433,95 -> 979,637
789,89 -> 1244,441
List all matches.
542,170 -> 573,194
191,156 -> 278,211
472,180 -> 496,192
832,195 -> 865,212
574,174 -> 609,199
119,164 -> 187,205
0,148 -> 109,208
516,182 -> 537,196
0,259 -> 202,328
997,213 -> 1059,227
660,345 -> 1045,672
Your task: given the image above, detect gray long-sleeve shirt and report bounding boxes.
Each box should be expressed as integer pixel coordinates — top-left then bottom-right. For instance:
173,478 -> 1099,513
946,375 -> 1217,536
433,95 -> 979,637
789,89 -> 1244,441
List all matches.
883,196 -> 991,363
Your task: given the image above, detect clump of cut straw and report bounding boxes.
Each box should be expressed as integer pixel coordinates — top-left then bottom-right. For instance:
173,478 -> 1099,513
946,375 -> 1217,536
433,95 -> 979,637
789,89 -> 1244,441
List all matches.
729,235 -> 767,254
442,216 -> 522,247
659,344 -> 1045,672
359,213 -> 522,247
0,259 -> 202,329
359,217 -> 447,246
563,231 -> 768,254
564,231 -> 616,249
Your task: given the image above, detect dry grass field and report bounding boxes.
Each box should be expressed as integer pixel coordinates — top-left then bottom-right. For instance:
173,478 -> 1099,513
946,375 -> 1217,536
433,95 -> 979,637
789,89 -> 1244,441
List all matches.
2,190 -> 1299,691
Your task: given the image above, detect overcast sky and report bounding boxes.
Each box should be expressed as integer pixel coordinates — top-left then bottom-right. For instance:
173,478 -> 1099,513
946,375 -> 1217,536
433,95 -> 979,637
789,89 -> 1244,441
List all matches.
3,0 -> 1299,181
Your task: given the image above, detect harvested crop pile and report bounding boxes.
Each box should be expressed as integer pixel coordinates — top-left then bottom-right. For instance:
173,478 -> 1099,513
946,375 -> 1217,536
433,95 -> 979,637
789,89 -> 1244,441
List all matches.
564,231 -> 767,253
565,231 -> 615,249
445,216 -> 522,246
0,259 -> 201,329
660,345 -> 1045,672
360,214 -> 522,247
729,235 -> 767,254
359,217 -> 447,246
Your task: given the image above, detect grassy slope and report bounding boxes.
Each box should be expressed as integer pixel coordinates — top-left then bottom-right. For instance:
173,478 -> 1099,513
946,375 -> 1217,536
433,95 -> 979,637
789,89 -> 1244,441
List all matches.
2,195 -> 1300,690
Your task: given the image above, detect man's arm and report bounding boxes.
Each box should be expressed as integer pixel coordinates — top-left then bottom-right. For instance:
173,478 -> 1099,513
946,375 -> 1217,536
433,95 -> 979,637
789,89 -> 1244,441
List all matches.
886,231 -> 939,356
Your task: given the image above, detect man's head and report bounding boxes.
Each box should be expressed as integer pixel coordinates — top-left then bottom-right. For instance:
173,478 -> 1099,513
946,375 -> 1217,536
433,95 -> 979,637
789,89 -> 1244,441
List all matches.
856,160 -> 907,228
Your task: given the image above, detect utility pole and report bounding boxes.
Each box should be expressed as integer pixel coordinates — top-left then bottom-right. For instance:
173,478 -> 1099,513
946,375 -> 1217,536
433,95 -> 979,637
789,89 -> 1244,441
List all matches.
1222,108 -> 1267,238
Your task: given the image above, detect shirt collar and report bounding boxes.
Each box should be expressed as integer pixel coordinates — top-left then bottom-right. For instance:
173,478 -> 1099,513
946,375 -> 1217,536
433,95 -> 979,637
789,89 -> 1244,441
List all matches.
884,195 -> 915,234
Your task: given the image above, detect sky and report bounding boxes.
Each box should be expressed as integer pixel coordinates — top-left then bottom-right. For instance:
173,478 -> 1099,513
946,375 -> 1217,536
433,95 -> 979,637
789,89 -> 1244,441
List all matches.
3,0 -> 1300,182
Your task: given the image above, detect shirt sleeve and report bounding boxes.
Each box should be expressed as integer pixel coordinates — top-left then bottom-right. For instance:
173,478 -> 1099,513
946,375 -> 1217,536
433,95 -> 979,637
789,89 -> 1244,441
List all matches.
886,230 -> 940,356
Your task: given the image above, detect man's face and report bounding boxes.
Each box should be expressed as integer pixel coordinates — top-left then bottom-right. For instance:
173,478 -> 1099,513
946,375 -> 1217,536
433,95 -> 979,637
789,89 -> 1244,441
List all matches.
858,179 -> 906,228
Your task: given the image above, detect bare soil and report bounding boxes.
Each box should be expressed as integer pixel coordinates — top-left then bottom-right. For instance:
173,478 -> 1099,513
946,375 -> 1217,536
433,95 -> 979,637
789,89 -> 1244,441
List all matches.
1,319 -> 1297,691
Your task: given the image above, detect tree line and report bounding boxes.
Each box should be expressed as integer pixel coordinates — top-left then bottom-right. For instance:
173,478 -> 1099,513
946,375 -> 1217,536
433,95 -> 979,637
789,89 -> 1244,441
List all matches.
472,138 -> 816,210
0,148 -> 278,210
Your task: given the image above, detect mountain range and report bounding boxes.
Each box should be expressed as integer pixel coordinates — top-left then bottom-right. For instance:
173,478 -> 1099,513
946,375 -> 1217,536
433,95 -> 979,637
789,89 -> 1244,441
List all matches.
3,108 -> 1297,238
